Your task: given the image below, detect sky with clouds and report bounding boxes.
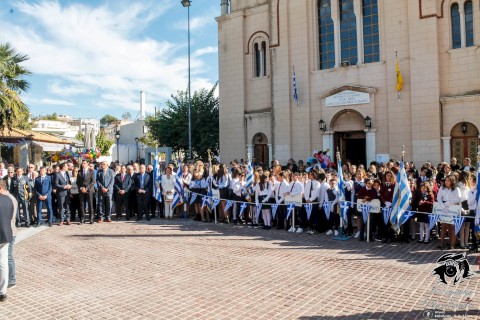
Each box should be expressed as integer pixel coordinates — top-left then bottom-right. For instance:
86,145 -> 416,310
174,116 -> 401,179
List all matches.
0,0 -> 219,119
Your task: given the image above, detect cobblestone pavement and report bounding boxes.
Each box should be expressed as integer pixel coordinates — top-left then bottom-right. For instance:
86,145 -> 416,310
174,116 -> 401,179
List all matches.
2,219 -> 480,320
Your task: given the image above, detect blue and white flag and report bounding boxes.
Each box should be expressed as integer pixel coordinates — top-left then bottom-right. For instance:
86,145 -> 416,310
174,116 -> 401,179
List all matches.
337,158 -> 346,200
428,214 -> 439,232
305,203 -> 313,220
171,160 -> 183,209
382,207 -> 392,225
476,160 -> 480,204
211,198 -> 221,209
189,192 -> 197,205
245,160 -> 254,194
390,161 -> 412,233
340,201 -> 349,226
454,215 -> 466,236
224,200 -> 234,213
293,66 -> 299,107
323,201 -> 332,221
271,204 -> 279,219
153,153 -> 162,202
256,203 -> 262,217
239,202 -> 248,218
399,210 -> 415,226
201,196 -> 211,209
361,204 -> 371,224
286,204 -> 295,220
184,191 -> 190,202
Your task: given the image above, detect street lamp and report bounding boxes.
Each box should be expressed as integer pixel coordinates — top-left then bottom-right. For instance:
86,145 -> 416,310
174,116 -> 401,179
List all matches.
181,0 -> 192,160
115,130 -> 120,163
135,137 -> 139,161
318,119 -> 326,133
365,116 -> 372,130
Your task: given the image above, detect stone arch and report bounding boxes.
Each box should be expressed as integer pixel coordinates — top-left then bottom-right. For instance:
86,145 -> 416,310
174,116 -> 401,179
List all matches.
330,109 -> 365,132
252,132 -> 269,165
450,122 -> 479,164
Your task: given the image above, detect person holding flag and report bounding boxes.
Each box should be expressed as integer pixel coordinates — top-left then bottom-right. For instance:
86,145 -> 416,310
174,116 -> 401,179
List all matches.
171,161 -> 185,219
161,165 -> 175,220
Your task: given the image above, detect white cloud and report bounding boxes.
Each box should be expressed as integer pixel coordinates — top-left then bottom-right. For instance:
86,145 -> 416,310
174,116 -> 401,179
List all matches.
174,16 -> 214,31
39,98 -> 74,106
0,0 -> 216,114
193,46 -> 218,57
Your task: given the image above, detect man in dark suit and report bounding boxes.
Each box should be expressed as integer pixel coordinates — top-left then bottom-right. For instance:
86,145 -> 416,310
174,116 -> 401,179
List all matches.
135,164 -> 151,221
77,160 -> 96,224
2,166 -> 15,195
0,179 -> 15,302
96,161 -> 115,222
127,165 -> 138,219
54,163 -> 72,225
50,164 -> 59,220
12,167 -> 30,227
34,167 -> 54,227
114,165 -> 132,221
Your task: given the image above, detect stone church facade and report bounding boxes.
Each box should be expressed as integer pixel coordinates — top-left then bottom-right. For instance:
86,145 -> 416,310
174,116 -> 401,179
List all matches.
216,0 -> 480,165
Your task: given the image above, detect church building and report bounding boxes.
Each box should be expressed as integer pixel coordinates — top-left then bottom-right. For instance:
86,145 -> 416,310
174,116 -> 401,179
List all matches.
216,0 -> 480,166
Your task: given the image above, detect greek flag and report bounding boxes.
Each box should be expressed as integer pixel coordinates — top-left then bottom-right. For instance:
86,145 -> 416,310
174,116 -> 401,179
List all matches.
239,202 -> 248,218
361,203 -> 371,224
390,161 -> 412,233
454,215 -> 466,236
399,211 -> 415,226
271,204 -> 279,219
323,201 -> 332,221
340,201 -> 349,226
428,214 -> 439,232
224,200 -> 234,213
286,204 -> 295,219
153,154 -> 162,202
305,203 -> 313,220
245,160 -> 254,193
337,158 -> 346,200
292,66 -> 299,107
211,198 -> 221,209
189,192 -> 197,205
382,207 -> 392,225
171,160 -> 184,209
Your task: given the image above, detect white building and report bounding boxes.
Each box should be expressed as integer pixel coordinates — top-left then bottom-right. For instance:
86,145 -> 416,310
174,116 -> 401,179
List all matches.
217,0 -> 480,166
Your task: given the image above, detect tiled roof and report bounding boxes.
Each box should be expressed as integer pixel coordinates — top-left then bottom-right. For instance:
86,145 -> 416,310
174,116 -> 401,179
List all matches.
0,127 -> 73,144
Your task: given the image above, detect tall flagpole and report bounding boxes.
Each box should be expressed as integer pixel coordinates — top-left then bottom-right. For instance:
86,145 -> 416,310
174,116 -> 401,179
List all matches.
334,147 -> 349,241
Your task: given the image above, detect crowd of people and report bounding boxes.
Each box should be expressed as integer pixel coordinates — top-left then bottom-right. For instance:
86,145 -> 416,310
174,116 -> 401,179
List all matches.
0,155 -> 479,302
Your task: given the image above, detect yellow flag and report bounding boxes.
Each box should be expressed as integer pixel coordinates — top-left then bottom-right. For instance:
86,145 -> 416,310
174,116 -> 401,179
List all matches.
396,57 -> 403,92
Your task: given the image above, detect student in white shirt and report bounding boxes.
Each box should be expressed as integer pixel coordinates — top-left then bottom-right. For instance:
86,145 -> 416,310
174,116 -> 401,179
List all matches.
317,171 -> 330,233
274,171 -> 290,230
458,171 -> 472,249
255,173 -> 273,229
467,174 -> 478,251
304,170 -> 320,234
436,175 -> 462,250
285,172 -> 304,232
161,166 -> 176,219
213,164 -> 230,223
231,168 -> 245,225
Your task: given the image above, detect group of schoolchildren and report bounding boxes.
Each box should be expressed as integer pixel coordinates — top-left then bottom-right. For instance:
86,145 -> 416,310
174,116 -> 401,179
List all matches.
185,157 -> 479,250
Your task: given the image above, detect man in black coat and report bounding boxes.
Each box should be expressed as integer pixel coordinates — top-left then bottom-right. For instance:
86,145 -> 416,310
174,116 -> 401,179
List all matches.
12,167 -> 30,227
0,179 -> 15,302
54,163 -> 72,225
77,160 -> 96,223
114,165 -> 132,221
135,164 -> 151,221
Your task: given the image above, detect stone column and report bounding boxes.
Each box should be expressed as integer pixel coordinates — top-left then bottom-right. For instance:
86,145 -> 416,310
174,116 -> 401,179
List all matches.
354,0 -> 363,65
331,1 -> 341,68
365,129 -> 377,165
441,137 -> 451,162
459,5 -> 466,48
267,143 -> 273,163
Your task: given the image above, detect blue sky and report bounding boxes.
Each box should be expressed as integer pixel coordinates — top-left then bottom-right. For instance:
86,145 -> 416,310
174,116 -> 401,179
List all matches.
0,0 -> 219,119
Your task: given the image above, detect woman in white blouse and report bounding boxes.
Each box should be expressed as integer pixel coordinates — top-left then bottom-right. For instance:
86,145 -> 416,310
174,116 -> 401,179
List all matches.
161,166 -> 176,219
458,171 -> 472,249
436,175 -> 461,250
255,173 -> 273,229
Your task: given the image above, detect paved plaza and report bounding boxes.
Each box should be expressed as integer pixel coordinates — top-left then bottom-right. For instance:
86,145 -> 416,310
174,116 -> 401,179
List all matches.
2,220 -> 480,320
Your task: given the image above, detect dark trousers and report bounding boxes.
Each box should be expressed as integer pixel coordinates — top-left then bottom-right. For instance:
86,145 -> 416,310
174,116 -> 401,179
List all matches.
79,191 -> 95,221
69,194 -> 80,221
57,194 -> 70,222
137,193 -> 150,219
150,197 -> 157,217
16,197 -> 30,226
37,197 -> 53,223
307,204 -> 320,230
276,203 -> 285,229
28,196 -> 37,223
97,192 -> 112,219
346,207 -> 354,235
128,191 -> 138,218
378,217 -> 394,240
328,211 -> 340,230
115,193 -> 129,220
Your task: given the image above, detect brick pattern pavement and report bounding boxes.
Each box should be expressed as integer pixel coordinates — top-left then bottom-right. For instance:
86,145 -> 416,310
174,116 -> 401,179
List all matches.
1,220 -> 480,319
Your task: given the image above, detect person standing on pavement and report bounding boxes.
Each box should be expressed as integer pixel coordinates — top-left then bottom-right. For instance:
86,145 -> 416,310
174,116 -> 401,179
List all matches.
127,165 -> 138,220
26,164 -> 37,225
54,163 -> 72,225
0,162 -> 7,179
12,167 -> 30,227
114,165 -> 131,221
0,179 -> 18,291
135,164 -> 151,221
96,161 -> 115,222
77,160 -> 96,224
35,167 -> 54,227
0,179 -> 15,302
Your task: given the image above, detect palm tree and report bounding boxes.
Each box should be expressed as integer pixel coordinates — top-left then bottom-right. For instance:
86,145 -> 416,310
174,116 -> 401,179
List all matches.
0,42 -> 31,131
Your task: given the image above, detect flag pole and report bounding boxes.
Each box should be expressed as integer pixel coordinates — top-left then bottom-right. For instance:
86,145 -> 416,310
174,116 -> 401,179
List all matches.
293,65 -> 299,109
334,147 -> 349,241
396,51 -> 401,102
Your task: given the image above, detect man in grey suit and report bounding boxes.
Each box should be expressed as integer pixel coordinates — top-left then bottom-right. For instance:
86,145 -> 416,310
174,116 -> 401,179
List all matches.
54,163 -> 72,225
96,161 -> 115,222
0,179 -> 15,302
12,167 -> 30,227
77,160 -> 96,224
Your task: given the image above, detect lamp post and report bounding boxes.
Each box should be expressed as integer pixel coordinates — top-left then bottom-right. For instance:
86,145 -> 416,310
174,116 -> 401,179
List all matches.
181,0 -> 192,160
135,137 -> 139,162
365,116 -> 372,130
318,119 -> 326,133
115,130 -> 120,163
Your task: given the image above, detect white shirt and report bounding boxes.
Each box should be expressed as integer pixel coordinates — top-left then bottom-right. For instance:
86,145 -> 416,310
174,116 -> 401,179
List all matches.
0,168 -> 6,179
436,187 -> 461,206
304,180 -> 320,202
161,174 -> 175,195
275,180 -> 290,204
318,181 -> 329,204
467,188 -> 477,210
458,182 -> 469,202
289,180 -> 304,197
232,178 -> 244,197
255,182 -> 273,204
